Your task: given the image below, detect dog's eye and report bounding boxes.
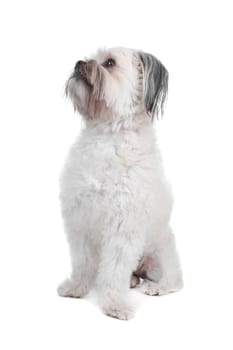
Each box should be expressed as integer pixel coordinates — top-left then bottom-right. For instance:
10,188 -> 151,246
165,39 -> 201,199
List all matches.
103,58 -> 116,68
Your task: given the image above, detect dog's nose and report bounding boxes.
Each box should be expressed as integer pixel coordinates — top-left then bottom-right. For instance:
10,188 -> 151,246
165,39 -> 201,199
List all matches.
74,60 -> 86,72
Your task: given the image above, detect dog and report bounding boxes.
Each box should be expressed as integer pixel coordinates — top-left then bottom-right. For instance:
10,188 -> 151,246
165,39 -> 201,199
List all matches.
57,47 -> 183,320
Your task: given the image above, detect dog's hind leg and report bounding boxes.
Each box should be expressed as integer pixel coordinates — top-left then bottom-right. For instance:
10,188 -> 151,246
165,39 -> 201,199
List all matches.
140,227 -> 183,296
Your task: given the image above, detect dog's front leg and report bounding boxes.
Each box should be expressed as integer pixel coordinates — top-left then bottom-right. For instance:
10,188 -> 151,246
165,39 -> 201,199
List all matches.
57,223 -> 97,298
95,227 -> 142,320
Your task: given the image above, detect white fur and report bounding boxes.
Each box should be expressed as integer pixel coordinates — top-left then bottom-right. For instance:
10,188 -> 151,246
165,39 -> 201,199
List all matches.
58,47 -> 183,320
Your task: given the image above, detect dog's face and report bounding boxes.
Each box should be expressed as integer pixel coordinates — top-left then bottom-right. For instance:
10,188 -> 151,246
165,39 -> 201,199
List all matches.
66,47 -> 168,121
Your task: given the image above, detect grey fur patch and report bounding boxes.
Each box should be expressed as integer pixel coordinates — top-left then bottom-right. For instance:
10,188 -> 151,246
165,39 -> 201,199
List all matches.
139,52 -> 168,119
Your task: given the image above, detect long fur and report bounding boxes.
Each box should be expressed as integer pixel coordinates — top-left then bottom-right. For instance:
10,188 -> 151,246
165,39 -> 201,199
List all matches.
139,52 -> 168,119
58,47 -> 183,320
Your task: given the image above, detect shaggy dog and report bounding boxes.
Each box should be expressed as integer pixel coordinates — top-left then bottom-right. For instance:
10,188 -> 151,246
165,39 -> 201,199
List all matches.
58,47 -> 183,320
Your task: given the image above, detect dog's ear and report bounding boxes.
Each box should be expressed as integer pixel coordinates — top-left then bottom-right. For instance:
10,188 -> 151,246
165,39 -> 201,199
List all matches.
139,52 -> 168,120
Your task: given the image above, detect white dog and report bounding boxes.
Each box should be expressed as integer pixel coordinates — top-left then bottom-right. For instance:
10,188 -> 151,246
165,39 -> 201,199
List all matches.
58,47 -> 183,320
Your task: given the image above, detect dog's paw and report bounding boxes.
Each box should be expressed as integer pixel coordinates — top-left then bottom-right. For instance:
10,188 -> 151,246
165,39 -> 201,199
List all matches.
103,302 -> 135,320
57,278 -> 87,298
140,279 -> 182,296
130,274 -> 140,288
98,289 -> 135,320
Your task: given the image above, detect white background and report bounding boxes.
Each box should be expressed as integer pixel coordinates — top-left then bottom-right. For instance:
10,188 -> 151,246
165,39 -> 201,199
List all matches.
0,0 -> 232,349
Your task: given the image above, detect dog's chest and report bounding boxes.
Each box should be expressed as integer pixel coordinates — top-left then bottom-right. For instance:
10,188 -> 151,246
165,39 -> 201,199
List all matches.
61,129 -> 163,209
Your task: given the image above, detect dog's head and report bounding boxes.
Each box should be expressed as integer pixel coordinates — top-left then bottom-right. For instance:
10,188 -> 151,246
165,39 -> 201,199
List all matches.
66,47 -> 168,122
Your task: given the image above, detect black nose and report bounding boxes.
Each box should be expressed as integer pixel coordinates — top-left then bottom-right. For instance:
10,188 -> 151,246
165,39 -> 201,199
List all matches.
74,60 -> 86,72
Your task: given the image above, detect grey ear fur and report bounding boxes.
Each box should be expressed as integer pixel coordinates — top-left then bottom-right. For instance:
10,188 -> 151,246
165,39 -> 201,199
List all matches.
139,52 -> 168,120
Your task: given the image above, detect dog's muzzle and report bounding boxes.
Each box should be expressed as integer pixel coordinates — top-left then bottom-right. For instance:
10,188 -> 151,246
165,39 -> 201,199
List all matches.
74,60 -> 86,74
73,60 -> 93,88
73,60 -> 86,79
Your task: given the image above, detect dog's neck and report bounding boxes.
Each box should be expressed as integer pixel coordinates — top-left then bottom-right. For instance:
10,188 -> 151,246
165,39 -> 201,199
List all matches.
84,111 -> 154,134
